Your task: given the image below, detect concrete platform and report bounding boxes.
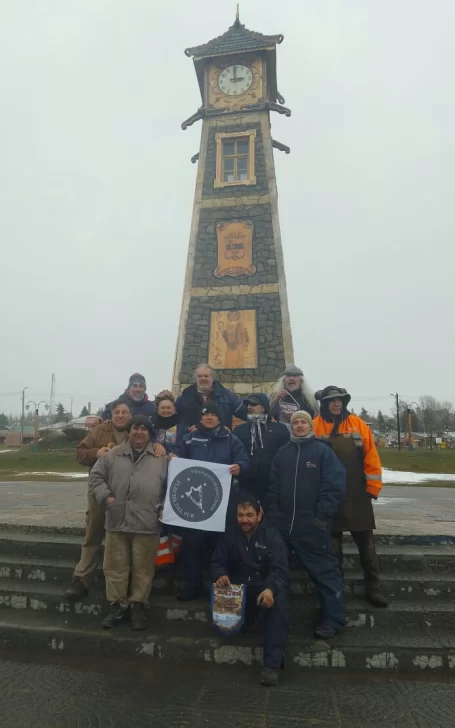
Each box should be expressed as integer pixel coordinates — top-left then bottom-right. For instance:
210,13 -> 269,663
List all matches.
0,480 -> 455,536
2,650 -> 455,728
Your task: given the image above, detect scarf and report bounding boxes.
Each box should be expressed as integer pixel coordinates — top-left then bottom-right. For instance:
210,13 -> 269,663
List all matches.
154,413 -> 179,431
247,414 -> 268,456
199,424 -> 222,437
196,385 -> 212,396
290,433 -> 315,443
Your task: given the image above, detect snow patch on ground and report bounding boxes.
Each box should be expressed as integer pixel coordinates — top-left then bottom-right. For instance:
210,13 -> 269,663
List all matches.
383,469 -> 455,484
0,450 -> 15,454
17,471 -> 87,478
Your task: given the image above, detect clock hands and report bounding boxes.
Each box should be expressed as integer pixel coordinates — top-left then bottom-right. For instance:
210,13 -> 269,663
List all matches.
229,66 -> 245,84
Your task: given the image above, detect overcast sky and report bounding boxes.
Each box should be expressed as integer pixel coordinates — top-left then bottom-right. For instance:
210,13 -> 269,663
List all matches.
1,0 -> 454,419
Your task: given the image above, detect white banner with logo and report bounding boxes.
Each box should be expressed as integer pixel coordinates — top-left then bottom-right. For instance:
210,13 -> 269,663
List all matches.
161,457 -> 232,532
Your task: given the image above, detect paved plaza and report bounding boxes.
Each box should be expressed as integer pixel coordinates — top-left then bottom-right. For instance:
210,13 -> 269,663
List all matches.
0,650 -> 454,728
0,480 -> 454,535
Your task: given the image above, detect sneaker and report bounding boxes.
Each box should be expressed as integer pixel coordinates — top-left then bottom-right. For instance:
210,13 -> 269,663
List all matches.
314,624 -> 340,640
101,602 -> 127,629
367,589 -> 389,608
63,579 -> 88,601
130,602 -> 148,631
260,668 -> 279,687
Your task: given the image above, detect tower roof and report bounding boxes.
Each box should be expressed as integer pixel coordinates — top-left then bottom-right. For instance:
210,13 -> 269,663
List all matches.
185,17 -> 283,59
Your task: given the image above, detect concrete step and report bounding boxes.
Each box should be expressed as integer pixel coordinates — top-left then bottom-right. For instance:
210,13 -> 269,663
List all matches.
1,529 -> 455,573
0,579 -> 454,632
1,553 -> 455,603
0,607 -> 454,672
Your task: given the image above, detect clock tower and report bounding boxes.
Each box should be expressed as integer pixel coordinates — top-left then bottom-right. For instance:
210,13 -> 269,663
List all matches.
173,11 -> 294,397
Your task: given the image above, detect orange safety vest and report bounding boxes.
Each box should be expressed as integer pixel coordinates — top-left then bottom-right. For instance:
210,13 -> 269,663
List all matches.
155,533 -> 183,567
313,414 -> 383,499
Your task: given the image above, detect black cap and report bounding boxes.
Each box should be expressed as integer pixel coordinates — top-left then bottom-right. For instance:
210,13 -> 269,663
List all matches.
200,402 -> 220,419
126,415 -> 155,434
243,393 -> 270,413
244,395 -> 262,405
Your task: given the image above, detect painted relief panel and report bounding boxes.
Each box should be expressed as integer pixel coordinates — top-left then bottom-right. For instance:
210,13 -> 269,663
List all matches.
207,56 -> 264,111
209,310 -> 258,370
214,220 -> 256,277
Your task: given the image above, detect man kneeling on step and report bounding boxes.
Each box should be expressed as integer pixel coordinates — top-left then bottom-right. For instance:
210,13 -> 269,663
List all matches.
211,496 -> 290,687
89,415 -> 168,630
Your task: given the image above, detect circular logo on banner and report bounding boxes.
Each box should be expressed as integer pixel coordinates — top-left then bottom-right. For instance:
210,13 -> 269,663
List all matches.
169,466 -> 223,523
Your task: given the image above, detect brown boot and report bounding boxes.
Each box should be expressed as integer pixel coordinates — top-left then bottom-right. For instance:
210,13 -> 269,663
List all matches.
64,579 -> 88,601
367,589 -> 389,608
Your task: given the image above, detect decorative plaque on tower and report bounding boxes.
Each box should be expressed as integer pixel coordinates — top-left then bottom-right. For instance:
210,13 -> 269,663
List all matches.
214,220 -> 256,278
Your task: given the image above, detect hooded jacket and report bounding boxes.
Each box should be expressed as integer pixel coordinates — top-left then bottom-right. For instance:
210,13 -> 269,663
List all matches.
268,438 -> 346,535
175,381 -> 247,439
234,394 -> 290,497
211,521 -> 289,596
174,423 -> 250,475
313,404 -> 383,499
102,391 -> 156,421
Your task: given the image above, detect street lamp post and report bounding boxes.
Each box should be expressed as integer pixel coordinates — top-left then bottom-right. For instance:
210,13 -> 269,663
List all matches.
405,402 -> 419,450
390,393 -> 401,451
20,387 -> 28,447
26,400 -> 49,445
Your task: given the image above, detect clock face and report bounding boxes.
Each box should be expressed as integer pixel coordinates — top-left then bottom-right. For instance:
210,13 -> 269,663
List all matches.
218,65 -> 253,96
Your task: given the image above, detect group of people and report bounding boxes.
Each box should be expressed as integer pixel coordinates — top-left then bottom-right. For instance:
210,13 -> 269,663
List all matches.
64,366 -> 386,686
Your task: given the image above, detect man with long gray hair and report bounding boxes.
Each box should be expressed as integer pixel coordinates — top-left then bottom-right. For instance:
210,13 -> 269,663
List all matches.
269,365 -> 317,429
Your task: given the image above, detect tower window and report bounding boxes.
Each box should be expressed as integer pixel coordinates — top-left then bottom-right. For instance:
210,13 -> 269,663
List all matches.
222,138 -> 249,182
214,130 -> 257,188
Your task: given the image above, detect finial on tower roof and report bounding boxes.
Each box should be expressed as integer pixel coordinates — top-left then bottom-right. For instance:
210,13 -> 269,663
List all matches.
235,3 -> 240,26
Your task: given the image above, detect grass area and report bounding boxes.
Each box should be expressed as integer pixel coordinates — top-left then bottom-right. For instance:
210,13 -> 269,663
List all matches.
0,448 -> 85,480
1,444 -> 454,484
384,481 -> 455,488
379,448 -> 455,474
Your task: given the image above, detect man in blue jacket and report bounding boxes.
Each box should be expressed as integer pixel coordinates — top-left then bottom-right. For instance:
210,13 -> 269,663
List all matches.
212,495 -> 290,687
235,394 -> 289,512
269,410 -> 346,639
175,364 -> 247,440
174,402 -> 250,600
102,373 -> 156,421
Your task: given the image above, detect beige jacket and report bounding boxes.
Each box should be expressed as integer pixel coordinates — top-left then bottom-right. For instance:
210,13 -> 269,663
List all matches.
89,441 -> 167,535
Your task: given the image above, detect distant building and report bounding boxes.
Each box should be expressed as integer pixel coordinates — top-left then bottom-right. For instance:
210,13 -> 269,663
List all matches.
2,425 -> 35,447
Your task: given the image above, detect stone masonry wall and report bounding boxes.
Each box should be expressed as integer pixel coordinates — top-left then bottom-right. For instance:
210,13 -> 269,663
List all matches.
192,204 -> 278,287
202,122 -> 268,199
177,112 -> 289,391
179,293 -> 285,384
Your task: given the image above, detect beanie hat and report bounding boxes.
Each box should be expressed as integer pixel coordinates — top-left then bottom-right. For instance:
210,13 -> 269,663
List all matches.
126,414 -> 155,434
129,373 -> 146,389
200,402 -> 220,419
290,410 -> 314,429
315,386 -> 351,405
283,365 -> 303,377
